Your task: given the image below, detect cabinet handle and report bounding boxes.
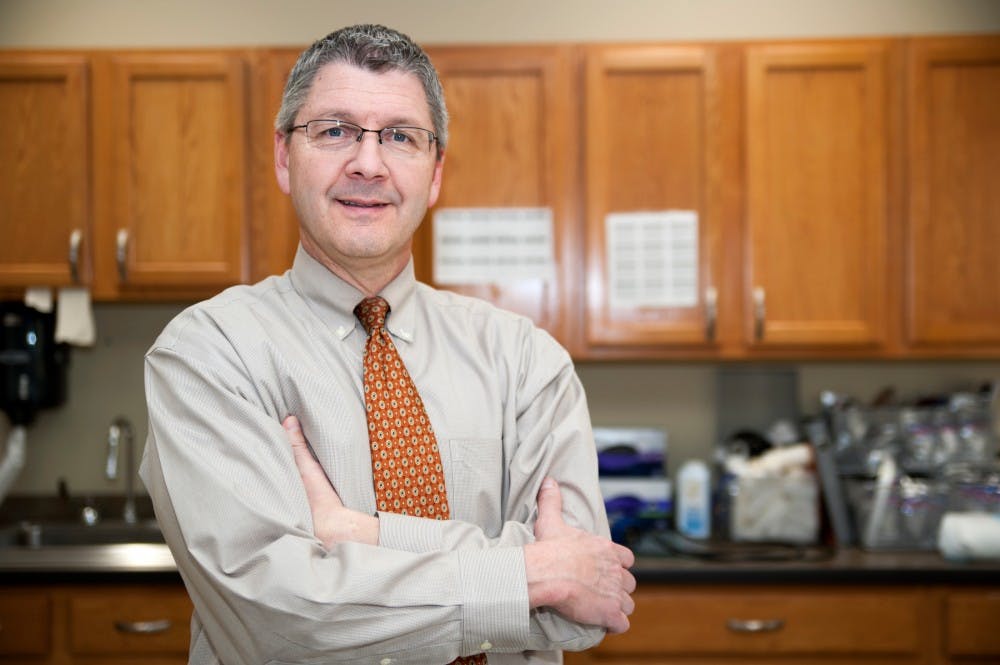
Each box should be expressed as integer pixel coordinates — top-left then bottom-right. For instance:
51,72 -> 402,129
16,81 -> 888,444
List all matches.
114,619 -> 172,634
704,286 -> 718,342
116,229 -> 129,282
726,618 -> 785,633
752,286 -> 766,341
68,229 -> 83,284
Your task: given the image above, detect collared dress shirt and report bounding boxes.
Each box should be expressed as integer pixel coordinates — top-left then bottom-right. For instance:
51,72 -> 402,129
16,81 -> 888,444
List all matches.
140,246 -> 610,665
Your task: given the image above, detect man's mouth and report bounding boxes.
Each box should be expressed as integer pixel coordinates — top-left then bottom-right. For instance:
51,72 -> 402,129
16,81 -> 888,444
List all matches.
338,198 -> 388,209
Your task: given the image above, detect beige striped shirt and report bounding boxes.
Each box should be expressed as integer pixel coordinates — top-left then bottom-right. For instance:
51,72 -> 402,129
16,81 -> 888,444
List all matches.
140,246 -> 609,664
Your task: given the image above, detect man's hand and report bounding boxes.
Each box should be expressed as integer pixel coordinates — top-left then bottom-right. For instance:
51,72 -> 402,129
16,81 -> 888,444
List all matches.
523,478 -> 636,634
282,415 -> 379,547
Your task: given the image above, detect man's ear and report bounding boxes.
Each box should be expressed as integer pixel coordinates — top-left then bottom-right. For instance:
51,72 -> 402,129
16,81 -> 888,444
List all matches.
274,130 -> 291,195
427,151 -> 445,208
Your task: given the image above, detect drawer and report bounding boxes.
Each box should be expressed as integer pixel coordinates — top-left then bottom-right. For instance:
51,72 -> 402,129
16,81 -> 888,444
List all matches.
69,586 -> 193,655
0,591 -> 51,656
945,589 -> 1000,656
595,586 -> 923,656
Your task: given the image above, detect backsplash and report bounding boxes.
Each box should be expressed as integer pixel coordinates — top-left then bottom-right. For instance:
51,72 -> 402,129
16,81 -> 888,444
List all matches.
2,303 -> 998,496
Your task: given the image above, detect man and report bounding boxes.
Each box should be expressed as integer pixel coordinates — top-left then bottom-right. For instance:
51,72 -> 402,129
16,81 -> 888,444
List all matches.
141,24 -> 635,664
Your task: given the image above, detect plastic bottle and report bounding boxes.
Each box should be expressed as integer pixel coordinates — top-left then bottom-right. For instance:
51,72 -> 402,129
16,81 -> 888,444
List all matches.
676,459 -> 711,539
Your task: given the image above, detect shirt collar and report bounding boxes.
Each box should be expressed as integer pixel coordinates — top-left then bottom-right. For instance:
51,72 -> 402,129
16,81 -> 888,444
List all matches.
289,245 -> 417,343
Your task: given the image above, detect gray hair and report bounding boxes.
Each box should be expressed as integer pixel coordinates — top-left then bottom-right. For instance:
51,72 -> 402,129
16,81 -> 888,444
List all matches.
275,24 -> 448,154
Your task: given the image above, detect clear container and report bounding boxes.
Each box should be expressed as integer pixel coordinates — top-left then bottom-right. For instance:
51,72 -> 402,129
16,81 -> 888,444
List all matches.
846,476 -> 948,550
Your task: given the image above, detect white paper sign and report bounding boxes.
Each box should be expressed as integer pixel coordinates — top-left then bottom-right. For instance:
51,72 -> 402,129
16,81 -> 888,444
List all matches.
433,208 -> 556,285
605,210 -> 699,309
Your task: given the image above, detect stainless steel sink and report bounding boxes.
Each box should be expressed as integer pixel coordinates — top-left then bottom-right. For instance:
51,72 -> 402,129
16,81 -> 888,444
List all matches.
0,520 -> 164,548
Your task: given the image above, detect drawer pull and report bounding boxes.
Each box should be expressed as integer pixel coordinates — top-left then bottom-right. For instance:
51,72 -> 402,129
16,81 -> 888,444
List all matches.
752,286 -> 766,340
114,619 -> 172,634
726,618 -> 785,633
116,228 -> 129,282
68,228 -> 83,284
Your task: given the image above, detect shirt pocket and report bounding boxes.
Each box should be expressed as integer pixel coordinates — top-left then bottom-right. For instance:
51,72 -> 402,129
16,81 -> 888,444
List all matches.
445,437 -> 503,534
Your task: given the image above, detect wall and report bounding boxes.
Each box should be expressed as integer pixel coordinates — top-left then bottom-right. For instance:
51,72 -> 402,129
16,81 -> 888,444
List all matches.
2,0 -> 999,495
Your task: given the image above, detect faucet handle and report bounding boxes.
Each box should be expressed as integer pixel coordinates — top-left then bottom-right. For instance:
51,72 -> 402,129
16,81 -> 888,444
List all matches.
106,423 -> 121,479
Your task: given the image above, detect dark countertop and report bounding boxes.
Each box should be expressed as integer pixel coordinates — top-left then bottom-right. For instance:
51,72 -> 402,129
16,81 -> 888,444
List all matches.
2,541 -> 998,586
631,547 -> 1000,585
1,497 -> 998,585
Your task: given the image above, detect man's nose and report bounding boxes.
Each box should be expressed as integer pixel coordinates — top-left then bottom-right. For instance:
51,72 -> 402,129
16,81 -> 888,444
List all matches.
346,132 -> 389,178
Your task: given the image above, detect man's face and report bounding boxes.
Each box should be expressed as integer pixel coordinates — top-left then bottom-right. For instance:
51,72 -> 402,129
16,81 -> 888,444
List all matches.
274,62 -> 443,278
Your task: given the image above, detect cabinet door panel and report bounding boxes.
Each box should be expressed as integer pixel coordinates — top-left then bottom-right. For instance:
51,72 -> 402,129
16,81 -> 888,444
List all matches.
584,45 -> 735,352
945,589 -> 1000,656
100,53 -> 248,293
249,48 -> 302,282
906,36 -> 1000,349
745,42 -> 891,349
0,591 -> 50,656
0,55 -> 90,288
417,47 -> 577,344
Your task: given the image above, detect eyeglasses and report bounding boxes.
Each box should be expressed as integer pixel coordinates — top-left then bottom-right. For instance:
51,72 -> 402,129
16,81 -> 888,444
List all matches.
289,119 -> 437,156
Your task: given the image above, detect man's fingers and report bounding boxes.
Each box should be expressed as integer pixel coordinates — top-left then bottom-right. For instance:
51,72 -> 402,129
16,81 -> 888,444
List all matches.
614,542 -> 636,568
534,477 -> 566,540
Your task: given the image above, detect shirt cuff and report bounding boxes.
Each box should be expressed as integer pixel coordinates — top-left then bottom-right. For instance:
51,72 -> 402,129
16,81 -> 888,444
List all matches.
456,546 -> 530,654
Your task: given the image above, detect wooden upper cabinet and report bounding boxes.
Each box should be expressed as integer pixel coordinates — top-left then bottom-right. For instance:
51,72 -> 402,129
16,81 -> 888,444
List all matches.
905,36 -> 1000,352
744,41 -> 893,351
583,45 -> 739,355
249,49 -> 301,282
91,52 -> 249,299
415,46 -> 579,345
0,54 -> 90,289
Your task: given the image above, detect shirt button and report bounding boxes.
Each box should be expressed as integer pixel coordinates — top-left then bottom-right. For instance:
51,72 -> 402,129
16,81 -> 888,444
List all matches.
480,641 -> 493,651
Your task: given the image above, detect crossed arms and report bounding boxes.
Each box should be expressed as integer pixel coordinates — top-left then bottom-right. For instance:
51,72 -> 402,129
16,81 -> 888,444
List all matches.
284,415 -> 636,635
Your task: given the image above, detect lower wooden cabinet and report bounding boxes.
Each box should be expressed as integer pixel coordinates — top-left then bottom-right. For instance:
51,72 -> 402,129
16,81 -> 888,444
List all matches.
0,583 -> 191,664
0,591 -> 51,657
943,590 -> 1000,659
4,580 -> 999,662
564,584 -> 1000,665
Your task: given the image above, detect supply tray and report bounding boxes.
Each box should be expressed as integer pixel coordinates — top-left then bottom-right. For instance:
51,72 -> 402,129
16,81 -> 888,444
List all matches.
826,390 -> 998,551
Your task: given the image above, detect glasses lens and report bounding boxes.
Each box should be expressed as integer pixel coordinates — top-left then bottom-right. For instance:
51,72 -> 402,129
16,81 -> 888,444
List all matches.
306,120 -> 361,148
378,127 -> 432,155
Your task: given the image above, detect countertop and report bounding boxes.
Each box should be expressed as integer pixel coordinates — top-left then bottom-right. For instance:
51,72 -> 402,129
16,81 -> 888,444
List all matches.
2,540 -> 999,586
1,498 -> 998,584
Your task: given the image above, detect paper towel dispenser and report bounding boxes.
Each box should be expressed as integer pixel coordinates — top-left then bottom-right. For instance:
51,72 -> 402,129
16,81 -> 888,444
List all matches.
0,301 -> 70,425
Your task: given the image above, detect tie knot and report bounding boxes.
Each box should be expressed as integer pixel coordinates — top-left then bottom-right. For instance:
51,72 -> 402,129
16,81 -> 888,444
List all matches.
354,296 -> 389,335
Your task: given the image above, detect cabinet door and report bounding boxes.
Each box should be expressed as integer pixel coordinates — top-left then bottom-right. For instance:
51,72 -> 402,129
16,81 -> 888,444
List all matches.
944,588 -> 1000,657
0,54 -> 90,288
0,590 -> 50,656
92,52 -> 249,299
744,42 -> 892,350
905,36 -> 1000,351
249,48 -> 302,282
416,46 -> 579,346
583,44 -> 738,355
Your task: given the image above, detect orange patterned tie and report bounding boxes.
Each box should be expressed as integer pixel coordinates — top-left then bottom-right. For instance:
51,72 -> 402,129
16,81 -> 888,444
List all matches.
355,296 -> 487,665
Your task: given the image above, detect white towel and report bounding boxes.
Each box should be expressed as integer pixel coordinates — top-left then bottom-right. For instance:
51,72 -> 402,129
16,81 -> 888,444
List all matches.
938,512 -> 1000,561
24,286 -> 54,313
54,286 -> 96,346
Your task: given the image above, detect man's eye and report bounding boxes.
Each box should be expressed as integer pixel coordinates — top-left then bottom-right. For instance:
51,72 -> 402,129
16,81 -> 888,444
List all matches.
387,130 -> 412,144
323,126 -> 345,138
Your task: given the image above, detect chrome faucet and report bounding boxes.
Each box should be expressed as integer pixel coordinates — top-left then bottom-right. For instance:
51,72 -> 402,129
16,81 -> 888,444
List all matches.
106,417 -> 137,524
